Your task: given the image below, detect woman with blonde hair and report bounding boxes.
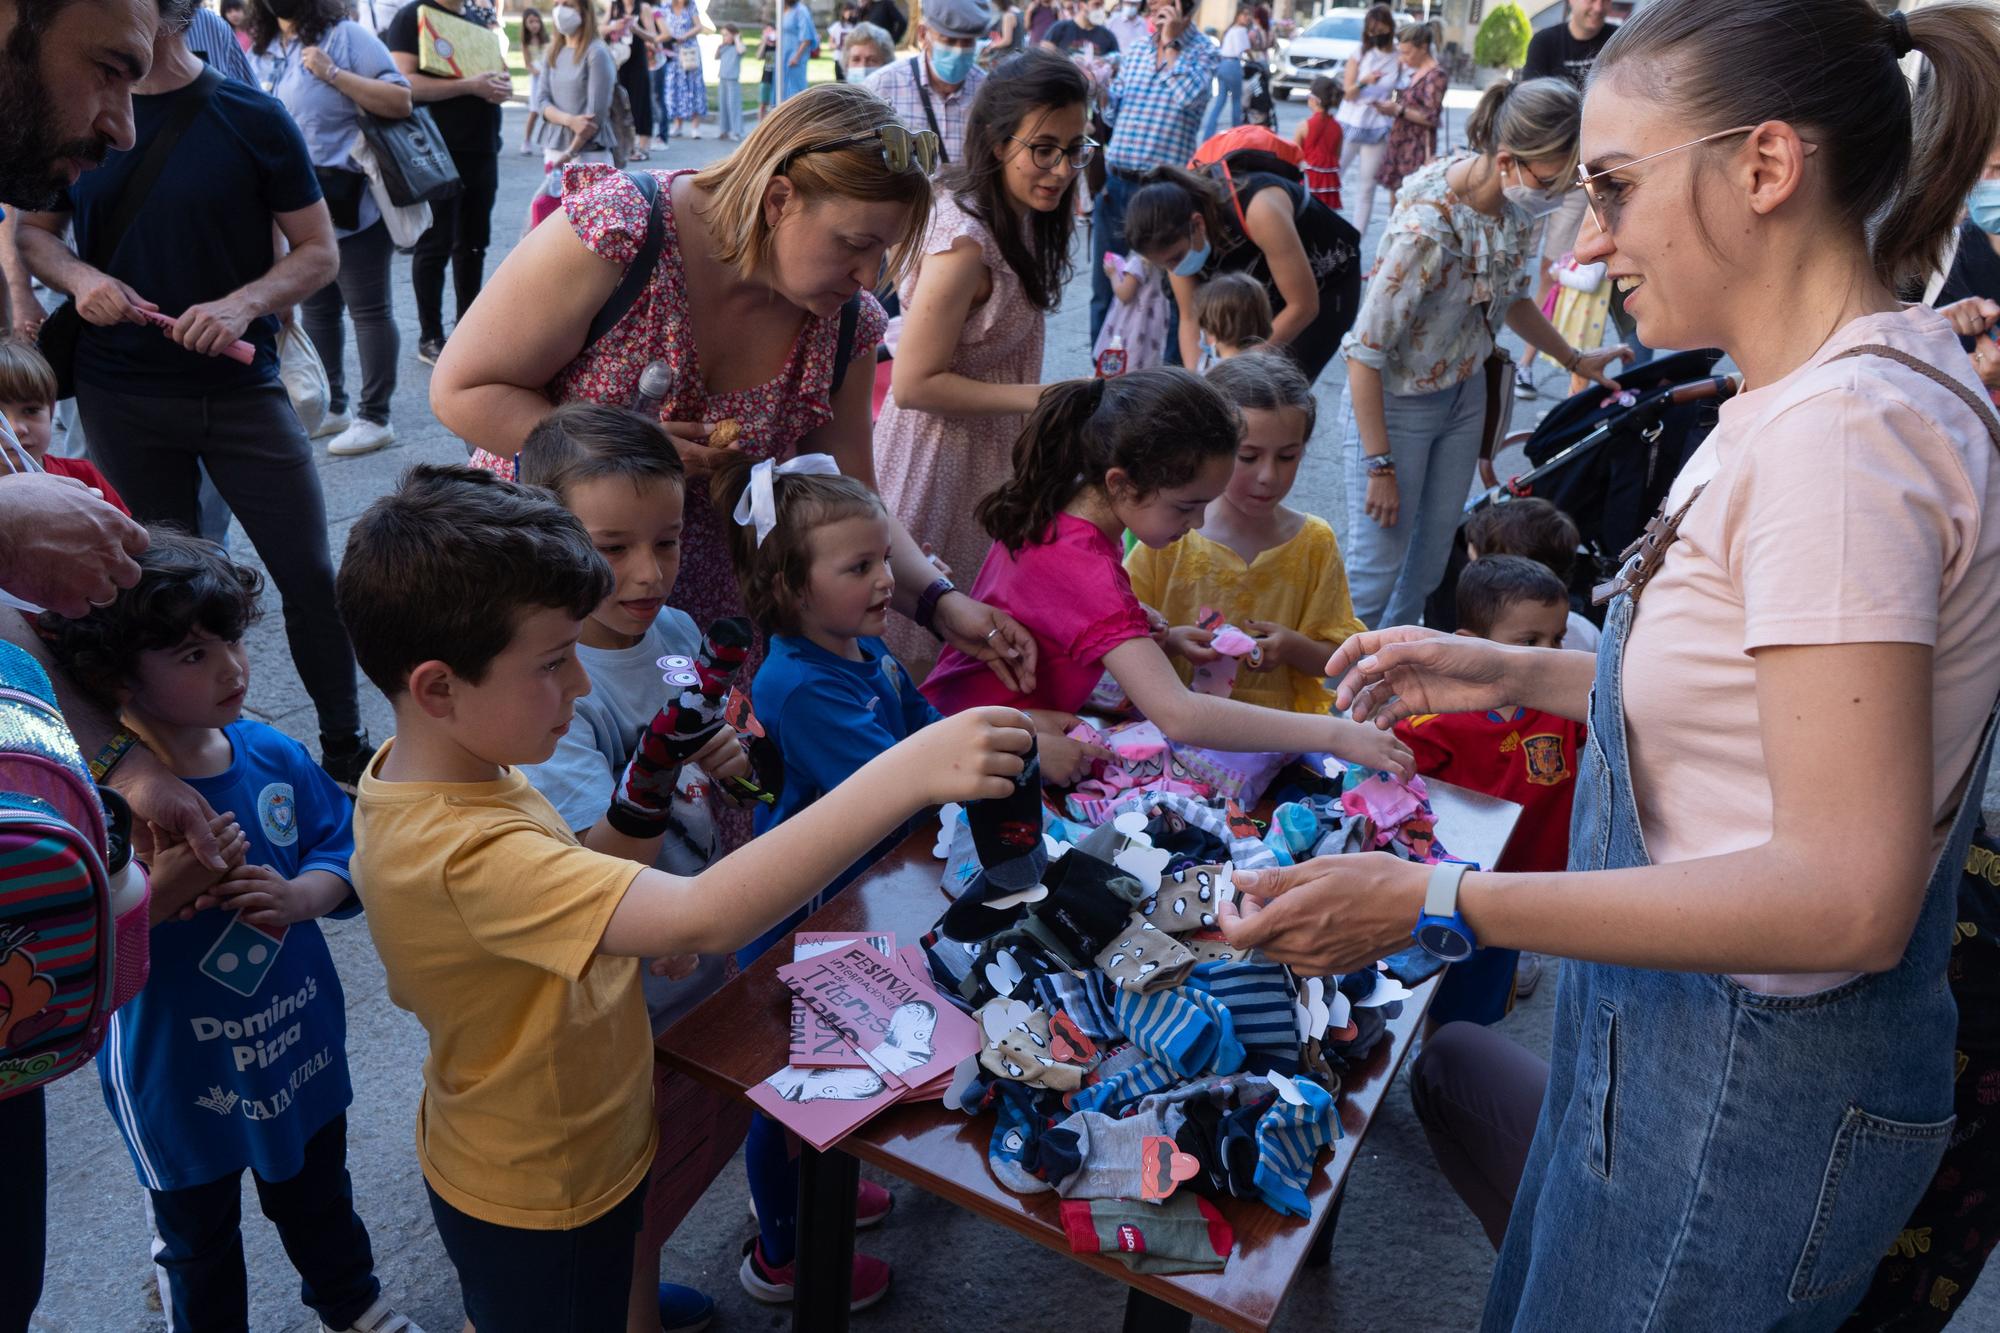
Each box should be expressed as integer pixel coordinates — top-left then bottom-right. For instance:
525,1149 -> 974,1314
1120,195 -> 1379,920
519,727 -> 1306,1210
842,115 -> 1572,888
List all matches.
435,81 -> 1038,686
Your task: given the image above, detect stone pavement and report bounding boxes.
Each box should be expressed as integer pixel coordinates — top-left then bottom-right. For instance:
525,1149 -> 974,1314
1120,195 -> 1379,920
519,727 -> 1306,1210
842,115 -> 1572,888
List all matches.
32,93 -> 2000,1333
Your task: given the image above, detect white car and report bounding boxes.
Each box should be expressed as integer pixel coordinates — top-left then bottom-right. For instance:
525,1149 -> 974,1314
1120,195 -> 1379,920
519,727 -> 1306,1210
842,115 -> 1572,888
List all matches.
1272,8 -> 1371,100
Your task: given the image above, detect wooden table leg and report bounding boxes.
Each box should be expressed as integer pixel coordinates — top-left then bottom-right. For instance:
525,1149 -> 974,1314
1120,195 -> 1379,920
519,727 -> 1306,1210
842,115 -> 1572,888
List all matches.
793,1145 -> 859,1333
1306,1186 -> 1344,1270
1121,1288 -> 1195,1333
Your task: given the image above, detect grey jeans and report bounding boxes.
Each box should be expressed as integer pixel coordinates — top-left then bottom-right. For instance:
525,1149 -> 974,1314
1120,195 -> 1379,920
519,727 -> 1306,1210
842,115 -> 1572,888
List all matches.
1409,1020 -> 1547,1249
75,379 -> 362,741
301,220 -> 398,426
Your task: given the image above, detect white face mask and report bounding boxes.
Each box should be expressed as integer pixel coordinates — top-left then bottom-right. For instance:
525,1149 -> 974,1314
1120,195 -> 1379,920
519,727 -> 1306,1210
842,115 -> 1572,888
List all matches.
1501,161 -> 1567,220
553,4 -> 583,34
1085,6 -> 1105,21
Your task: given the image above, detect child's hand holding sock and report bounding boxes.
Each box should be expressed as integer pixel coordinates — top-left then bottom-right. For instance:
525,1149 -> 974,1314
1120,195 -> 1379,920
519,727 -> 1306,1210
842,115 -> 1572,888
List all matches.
607,702 -> 718,837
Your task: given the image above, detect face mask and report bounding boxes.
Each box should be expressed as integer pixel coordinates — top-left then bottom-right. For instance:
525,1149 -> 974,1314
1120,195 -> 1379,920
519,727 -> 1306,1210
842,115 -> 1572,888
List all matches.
1085,7 -> 1105,22
929,41 -> 976,84
1971,179 -> 2000,236
1172,226 -> 1210,277
1502,163 -> 1566,220
553,5 -> 583,34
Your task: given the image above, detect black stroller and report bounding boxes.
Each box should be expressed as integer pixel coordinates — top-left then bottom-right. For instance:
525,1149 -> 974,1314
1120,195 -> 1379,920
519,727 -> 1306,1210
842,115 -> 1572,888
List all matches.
1422,349 -> 1738,632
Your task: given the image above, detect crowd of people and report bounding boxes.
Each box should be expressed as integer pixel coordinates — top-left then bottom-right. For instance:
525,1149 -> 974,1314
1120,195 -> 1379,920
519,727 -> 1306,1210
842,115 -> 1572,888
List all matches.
4,0 -> 2000,1331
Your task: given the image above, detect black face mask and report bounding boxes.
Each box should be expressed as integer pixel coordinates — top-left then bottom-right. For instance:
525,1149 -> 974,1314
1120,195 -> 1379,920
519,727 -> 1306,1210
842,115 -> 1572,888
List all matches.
1368,28 -> 1390,49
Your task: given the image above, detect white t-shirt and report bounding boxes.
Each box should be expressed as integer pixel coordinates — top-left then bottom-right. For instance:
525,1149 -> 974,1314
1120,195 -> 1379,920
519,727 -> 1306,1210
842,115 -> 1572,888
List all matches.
1220,24 -> 1252,58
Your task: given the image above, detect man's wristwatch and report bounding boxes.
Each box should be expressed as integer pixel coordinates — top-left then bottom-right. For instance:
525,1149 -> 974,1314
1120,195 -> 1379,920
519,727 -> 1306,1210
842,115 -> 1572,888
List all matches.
914,576 -> 956,635
1411,860 -> 1477,962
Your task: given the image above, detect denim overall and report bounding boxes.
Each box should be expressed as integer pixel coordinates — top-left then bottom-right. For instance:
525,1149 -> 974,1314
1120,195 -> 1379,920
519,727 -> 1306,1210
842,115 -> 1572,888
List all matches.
1483,349 -> 2000,1331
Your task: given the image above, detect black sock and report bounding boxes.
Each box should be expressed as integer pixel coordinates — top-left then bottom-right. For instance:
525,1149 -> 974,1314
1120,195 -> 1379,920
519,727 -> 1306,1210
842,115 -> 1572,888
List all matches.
967,734 -> 1047,892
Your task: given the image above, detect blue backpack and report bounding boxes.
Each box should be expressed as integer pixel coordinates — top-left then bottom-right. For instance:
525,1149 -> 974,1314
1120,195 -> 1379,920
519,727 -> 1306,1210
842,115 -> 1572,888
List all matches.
0,639 -> 148,1099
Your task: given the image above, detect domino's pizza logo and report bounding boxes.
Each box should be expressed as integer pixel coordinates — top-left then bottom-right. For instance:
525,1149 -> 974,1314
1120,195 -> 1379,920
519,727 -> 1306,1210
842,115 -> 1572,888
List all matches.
257,782 -> 298,847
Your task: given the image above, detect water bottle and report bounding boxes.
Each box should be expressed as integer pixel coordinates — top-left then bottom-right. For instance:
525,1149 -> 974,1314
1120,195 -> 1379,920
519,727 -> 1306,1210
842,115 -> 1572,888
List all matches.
1094,335 -> 1127,378
631,360 -> 675,420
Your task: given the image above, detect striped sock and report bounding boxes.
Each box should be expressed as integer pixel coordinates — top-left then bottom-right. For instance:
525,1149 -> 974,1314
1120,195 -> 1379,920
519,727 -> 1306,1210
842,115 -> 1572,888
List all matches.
1070,1055 -> 1179,1116
1251,1077 -> 1340,1217
1189,960 -> 1300,1074
1033,971 -> 1121,1044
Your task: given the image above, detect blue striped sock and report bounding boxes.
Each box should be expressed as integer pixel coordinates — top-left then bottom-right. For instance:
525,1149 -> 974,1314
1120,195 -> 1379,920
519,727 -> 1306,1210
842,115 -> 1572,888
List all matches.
1251,1077 -> 1339,1217
1033,970 -> 1121,1043
1113,985 -> 1218,1076
1070,1055 -> 1179,1115
1189,960 -> 1300,1073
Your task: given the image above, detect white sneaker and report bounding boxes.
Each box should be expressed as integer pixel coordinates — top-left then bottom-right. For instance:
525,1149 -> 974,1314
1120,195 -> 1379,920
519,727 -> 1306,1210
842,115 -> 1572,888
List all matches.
321,1296 -> 423,1333
310,408 -> 352,440
326,419 -> 395,457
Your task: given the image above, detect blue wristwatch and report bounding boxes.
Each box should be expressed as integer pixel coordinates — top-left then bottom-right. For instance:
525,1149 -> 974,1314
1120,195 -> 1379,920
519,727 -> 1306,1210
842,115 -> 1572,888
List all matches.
1411,860 -> 1477,962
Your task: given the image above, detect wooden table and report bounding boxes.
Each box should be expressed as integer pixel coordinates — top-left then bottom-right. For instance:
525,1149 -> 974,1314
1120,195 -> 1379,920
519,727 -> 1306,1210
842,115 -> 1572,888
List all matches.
659,782 -> 1520,1333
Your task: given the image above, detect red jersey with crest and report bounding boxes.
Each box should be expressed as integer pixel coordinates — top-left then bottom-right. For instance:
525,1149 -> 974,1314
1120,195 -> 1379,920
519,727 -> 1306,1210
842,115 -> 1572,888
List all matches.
1393,707 -> 1586,873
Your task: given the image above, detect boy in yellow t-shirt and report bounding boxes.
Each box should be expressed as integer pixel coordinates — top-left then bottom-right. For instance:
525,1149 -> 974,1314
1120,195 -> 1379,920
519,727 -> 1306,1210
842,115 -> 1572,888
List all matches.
1127,354 -> 1366,714
336,465 -> 1030,1333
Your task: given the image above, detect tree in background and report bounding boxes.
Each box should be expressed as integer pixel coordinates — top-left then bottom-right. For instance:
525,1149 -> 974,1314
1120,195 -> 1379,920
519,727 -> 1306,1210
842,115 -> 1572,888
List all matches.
1473,0 -> 1530,70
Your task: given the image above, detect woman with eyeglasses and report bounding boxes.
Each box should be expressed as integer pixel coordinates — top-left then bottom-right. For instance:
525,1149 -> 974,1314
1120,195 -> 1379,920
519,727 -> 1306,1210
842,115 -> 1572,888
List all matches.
1333,76 -> 1626,632
434,83 -> 1040,714
872,50 -> 1093,694
1215,3 -> 2000,1327
1122,134 -> 1363,383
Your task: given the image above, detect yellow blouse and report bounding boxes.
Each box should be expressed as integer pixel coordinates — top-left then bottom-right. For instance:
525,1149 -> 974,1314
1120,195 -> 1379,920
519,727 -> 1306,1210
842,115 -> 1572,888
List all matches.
1124,516 -> 1367,716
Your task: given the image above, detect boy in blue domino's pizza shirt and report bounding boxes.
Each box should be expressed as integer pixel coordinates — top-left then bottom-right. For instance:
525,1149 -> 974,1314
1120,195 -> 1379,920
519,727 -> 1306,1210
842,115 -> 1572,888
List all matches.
40,530 -> 411,1333
1393,556 -> 1586,1028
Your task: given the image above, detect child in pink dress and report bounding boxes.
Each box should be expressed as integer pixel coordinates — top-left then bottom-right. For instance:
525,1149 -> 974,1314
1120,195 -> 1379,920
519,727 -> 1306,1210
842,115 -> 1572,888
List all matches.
921,367 -> 1414,785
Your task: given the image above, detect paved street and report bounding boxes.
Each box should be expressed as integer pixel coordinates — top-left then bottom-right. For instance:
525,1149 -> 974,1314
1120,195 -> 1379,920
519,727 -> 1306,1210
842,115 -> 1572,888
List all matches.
31,89 -> 2000,1333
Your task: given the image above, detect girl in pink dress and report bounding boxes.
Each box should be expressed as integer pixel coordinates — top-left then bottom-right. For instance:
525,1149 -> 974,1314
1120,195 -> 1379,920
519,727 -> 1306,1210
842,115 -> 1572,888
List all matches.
873,50 -> 1093,677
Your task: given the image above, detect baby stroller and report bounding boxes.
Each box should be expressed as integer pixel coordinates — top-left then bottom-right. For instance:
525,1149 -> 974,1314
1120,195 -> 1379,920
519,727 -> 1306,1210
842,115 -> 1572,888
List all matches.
1421,349 -> 1737,632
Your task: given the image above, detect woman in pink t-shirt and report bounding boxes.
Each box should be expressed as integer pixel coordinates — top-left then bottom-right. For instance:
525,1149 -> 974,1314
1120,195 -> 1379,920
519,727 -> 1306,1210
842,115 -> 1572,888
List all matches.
1215,2 -> 2000,1327
921,366 -> 1414,784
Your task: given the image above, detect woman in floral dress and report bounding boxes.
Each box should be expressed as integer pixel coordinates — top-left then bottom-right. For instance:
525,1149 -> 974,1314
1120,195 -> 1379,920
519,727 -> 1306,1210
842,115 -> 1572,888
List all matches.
433,83 -> 1038,686
663,0 -> 712,138
1375,21 -> 1448,209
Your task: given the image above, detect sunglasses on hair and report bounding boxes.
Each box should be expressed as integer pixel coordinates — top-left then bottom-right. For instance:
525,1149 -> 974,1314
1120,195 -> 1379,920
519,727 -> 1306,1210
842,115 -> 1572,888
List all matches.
780,124 -> 941,176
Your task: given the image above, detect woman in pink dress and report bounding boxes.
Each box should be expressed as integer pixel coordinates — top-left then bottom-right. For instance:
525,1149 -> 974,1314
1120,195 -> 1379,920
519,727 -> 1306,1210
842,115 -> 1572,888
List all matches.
874,49 -> 1093,677
433,82 -> 1036,687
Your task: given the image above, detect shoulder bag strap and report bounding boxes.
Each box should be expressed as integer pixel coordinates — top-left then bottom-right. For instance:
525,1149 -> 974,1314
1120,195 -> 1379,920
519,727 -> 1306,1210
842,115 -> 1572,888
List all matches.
1833,343 -> 2000,455
581,169 -> 664,355
85,65 -> 221,271
829,293 -> 861,396
909,58 -> 948,164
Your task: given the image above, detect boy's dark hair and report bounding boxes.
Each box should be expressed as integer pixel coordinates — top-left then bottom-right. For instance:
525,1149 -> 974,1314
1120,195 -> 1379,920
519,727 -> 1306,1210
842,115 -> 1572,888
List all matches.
336,465 -> 612,698
711,453 -> 884,636
1193,272 -> 1274,350
39,527 -> 262,709
978,367 -> 1240,554
1309,75 -> 1339,108
0,338 -> 57,408
1456,555 -> 1567,638
1463,497 -> 1581,582
517,401 -> 687,505
1205,345 -> 1316,435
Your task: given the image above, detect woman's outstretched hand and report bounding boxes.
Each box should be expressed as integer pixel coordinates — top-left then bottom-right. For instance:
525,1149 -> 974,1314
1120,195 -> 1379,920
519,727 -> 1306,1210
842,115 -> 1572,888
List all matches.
1217,853 -> 1428,973
1325,626 -> 1518,727
933,592 -> 1039,696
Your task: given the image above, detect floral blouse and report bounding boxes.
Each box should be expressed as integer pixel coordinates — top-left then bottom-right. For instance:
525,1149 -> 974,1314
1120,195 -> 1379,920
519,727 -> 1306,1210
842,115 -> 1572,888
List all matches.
1337,156 -> 1535,397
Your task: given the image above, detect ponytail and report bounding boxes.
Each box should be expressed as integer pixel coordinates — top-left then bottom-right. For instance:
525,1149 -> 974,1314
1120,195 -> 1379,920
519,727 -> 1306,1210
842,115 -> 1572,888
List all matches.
1464,76 -> 1579,171
710,451 -> 884,635
977,369 -> 1241,554
1597,0 -> 2000,291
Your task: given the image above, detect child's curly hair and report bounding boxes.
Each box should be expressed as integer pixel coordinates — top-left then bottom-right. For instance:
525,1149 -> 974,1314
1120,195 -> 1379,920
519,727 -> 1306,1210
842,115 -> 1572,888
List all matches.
38,527 -> 263,709
711,453 -> 886,636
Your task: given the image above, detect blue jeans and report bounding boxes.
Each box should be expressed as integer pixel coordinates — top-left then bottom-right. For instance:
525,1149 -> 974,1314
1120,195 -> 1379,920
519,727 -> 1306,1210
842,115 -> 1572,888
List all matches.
1482,585 -> 1987,1329
147,1113 -> 380,1332
719,77 -> 743,135
650,62 -> 668,129
1338,374 -> 1484,630
1198,57 -> 1243,142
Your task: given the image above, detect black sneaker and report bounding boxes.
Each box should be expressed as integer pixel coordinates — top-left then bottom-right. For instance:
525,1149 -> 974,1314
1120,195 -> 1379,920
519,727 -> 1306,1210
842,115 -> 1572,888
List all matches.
320,731 -> 374,793
416,337 -> 445,366
1513,365 -> 1539,399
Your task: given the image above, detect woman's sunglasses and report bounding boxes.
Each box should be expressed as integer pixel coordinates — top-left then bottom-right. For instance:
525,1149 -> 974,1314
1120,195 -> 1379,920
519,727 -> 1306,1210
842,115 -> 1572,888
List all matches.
780,124 -> 941,176
1009,136 -> 1100,171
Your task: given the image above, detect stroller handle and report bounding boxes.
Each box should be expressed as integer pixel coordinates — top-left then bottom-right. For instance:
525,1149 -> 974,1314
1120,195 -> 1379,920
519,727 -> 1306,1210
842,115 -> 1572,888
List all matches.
1667,374 -> 1743,406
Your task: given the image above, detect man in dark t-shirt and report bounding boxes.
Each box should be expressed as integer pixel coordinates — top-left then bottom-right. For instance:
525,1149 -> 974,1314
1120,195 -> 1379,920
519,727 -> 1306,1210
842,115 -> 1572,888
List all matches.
1043,8 -> 1118,58
1520,0 -> 1613,90
16,0 -> 369,778
384,0 -> 509,362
